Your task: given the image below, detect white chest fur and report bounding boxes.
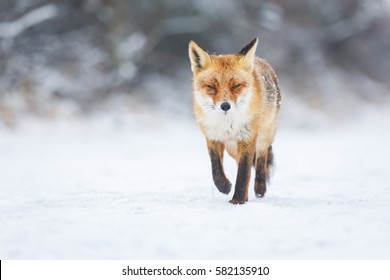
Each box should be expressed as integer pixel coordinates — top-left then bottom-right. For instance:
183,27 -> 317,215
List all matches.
199,109 -> 253,142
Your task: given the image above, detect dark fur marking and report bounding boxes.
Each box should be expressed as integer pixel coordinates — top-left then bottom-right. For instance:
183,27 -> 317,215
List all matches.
267,145 -> 274,178
231,154 -> 251,203
192,41 -> 210,70
255,155 -> 267,197
254,146 -> 274,197
271,72 -> 282,108
238,38 -> 257,55
209,150 -> 231,194
195,41 -> 209,53
263,74 -> 281,106
276,89 -> 282,108
192,49 -> 202,69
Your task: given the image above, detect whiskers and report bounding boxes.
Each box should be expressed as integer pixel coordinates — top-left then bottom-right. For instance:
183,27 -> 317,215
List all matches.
201,102 -> 215,112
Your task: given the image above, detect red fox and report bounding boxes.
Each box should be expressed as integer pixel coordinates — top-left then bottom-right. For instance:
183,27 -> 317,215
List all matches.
188,38 -> 281,204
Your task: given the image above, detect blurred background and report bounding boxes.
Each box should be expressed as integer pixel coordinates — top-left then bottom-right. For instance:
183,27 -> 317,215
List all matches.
1,1 -> 390,260
0,0 -> 389,126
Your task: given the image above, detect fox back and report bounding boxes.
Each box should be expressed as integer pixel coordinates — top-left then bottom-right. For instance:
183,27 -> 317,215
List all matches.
189,38 -> 281,204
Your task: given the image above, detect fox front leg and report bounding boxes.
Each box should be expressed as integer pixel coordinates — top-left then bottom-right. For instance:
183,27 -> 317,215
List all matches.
207,140 -> 232,194
230,142 -> 254,204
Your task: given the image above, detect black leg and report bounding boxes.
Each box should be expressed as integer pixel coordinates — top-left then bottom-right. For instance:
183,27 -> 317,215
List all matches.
255,145 -> 273,198
230,153 -> 251,204
208,141 -> 231,194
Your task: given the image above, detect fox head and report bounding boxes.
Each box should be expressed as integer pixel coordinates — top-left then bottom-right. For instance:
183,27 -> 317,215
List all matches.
189,38 -> 258,115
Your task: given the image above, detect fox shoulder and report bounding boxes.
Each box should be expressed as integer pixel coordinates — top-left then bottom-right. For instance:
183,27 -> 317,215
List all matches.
254,58 -> 281,108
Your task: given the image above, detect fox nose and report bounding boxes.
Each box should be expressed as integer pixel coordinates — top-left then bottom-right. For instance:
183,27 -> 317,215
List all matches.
220,102 -> 231,112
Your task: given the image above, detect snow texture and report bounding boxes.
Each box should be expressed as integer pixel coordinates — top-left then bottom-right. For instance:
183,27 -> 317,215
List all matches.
0,109 -> 390,259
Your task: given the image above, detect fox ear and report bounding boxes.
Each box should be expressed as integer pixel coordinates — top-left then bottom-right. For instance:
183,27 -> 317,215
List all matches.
189,40 -> 211,74
238,38 -> 258,71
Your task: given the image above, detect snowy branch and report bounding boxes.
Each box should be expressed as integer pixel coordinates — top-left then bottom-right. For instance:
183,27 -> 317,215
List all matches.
0,4 -> 58,38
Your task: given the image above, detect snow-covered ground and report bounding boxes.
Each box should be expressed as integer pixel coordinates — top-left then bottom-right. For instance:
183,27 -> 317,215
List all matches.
0,106 -> 389,259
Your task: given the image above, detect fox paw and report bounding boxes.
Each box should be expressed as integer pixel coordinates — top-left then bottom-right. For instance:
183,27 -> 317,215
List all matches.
215,178 -> 232,194
229,197 -> 248,205
254,182 -> 266,198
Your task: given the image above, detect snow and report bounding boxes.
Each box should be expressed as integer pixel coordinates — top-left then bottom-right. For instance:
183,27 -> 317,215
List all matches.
0,108 -> 390,259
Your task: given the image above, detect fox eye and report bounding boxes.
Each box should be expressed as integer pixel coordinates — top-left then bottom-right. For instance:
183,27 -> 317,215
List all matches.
207,85 -> 216,90
232,84 -> 241,90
